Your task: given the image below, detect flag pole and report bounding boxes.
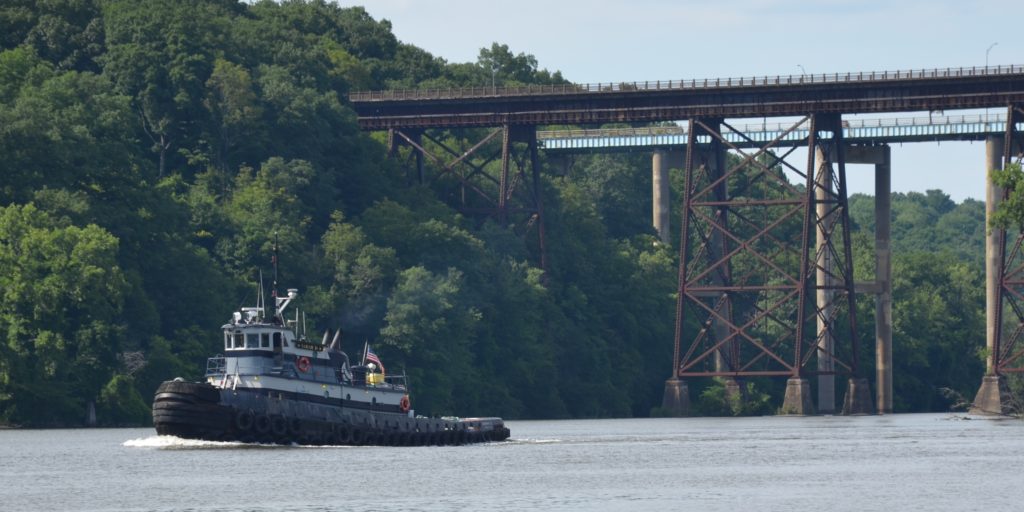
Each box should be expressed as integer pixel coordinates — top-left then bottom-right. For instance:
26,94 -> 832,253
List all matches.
362,339 -> 368,366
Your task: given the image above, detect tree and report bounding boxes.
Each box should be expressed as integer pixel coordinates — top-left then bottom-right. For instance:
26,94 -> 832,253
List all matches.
477,43 -> 564,86
0,48 -> 139,205
988,162 -> 1024,231
0,0 -> 105,72
204,58 -> 263,173
379,266 -> 481,415
889,251 -> 985,411
100,0 -> 233,177
0,204 -> 127,426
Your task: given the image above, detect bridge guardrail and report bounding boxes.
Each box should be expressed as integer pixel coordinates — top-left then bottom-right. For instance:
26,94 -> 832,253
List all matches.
536,113 -> 1014,140
536,114 -> 1024,150
350,65 -> 1024,102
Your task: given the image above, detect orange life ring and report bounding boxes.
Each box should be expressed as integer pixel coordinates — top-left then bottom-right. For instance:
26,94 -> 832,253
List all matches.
296,356 -> 311,373
399,395 -> 411,413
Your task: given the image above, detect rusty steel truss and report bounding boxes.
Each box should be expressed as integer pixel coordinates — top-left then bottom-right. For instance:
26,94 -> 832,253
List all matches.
994,104 -> 1024,374
386,125 -> 547,270
672,114 -> 861,382
354,66 -> 1024,411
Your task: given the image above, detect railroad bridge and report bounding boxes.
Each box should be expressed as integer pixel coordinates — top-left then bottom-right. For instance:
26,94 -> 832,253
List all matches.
350,66 -> 1024,415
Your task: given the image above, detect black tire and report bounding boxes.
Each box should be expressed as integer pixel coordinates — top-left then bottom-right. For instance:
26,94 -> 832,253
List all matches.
270,416 -> 288,439
234,410 -> 254,432
333,426 -> 348,445
254,415 -> 271,436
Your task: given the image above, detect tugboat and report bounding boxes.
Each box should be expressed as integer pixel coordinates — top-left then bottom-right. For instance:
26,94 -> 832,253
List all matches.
152,275 -> 510,446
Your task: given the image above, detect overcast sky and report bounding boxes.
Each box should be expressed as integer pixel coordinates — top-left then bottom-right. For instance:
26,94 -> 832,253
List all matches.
336,0 -> 1022,202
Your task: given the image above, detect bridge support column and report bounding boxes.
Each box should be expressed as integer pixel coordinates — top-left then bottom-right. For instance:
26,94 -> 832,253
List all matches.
972,135 -> 1010,415
874,146 -> 893,414
815,146 -> 836,414
652,150 -> 671,243
780,378 -> 814,415
661,378 -> 690,416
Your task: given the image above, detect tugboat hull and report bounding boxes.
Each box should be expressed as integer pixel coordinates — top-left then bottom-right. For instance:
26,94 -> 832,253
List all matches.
153,380 -> 510,446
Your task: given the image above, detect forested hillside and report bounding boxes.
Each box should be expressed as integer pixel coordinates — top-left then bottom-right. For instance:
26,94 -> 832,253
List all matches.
0,0 -> 991,427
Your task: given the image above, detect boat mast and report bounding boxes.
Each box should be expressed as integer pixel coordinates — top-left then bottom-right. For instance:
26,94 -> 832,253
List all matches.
272,231 -> 280,321
258,270 -> 265,320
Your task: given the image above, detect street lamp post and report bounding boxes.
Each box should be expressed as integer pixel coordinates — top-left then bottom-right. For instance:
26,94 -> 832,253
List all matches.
986,42 -> 998,69
985,42 -> 998,118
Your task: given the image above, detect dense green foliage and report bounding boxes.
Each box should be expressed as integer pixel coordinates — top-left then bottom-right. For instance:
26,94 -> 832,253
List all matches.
849,192 -> 987,411
0,0 -> 995,426
0,0 -> 663,426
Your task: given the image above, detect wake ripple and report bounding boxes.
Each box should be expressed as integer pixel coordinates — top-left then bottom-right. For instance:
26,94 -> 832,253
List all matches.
124,435 -> 263,450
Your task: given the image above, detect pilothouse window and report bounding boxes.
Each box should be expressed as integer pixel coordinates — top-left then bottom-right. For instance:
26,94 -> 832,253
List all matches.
224,333 -> 231,350
246,333 -> 258,349
233,332 -> 244,349
260,333 -> 270,348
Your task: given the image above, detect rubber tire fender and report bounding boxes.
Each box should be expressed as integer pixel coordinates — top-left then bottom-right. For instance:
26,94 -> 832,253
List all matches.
270,416 -> 288,438
254,415 -> 272,435
234,410 -> 255,432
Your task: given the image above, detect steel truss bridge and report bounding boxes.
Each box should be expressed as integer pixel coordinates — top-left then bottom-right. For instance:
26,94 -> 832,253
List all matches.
350,65 -> 1024,416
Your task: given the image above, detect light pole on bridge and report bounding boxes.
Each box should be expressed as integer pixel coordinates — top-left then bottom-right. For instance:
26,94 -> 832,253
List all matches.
985,41 -> 998,69
986,42 -> 998,119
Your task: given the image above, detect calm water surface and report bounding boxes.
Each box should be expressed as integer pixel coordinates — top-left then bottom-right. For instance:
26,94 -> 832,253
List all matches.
1,413 -> 1021,511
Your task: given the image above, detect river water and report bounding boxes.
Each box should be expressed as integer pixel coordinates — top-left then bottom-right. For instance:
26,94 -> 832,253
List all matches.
0,413 -> 1021,511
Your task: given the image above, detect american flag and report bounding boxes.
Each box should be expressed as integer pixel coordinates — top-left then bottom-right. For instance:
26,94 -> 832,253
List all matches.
365,346 -> 385,373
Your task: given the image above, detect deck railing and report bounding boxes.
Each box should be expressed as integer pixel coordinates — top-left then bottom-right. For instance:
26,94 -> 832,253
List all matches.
350,65 -> 1024,102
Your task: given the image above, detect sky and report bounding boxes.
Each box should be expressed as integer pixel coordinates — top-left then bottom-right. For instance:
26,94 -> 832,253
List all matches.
336,0 -> 1022,202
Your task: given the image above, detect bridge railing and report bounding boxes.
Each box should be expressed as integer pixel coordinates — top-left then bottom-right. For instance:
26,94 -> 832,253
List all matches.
349,65 -> 1024,102
536,113 -> 1013,141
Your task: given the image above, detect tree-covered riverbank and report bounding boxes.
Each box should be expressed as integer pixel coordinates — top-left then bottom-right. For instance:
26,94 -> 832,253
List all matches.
0,1 -> 999,427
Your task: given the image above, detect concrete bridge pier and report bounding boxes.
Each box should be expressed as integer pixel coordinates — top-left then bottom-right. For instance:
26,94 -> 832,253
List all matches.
872,146 -> 893,415
661,378 -> 690,416
844,144 -> 891,415
815,146 -> 836,414
656,148 -> 689,416
652,149 -> 684,243
972,135 -> 1012,414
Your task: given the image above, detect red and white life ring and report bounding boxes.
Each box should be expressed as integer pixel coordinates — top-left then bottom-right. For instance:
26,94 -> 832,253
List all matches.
399,395 -> 411,413
296,356 -> 311,373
